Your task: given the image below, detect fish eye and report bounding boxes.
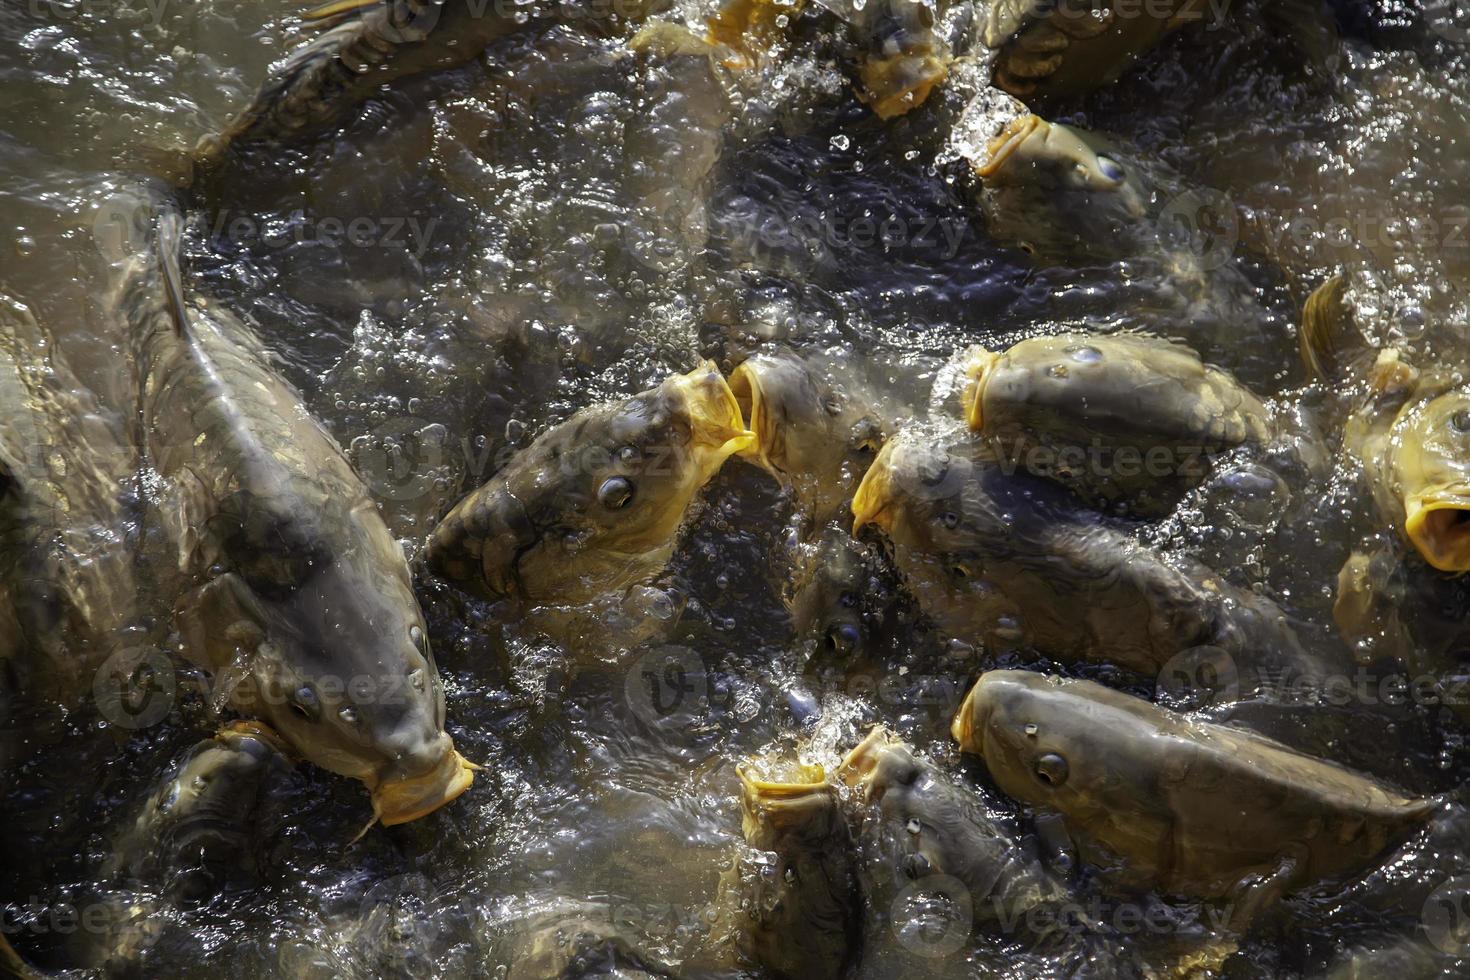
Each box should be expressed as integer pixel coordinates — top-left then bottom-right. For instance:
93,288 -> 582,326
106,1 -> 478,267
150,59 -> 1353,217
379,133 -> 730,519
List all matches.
1033,753 -> 1069,786
598,476 -> 635,510
825,623 -> 860,654
937,511 -> 960,530
617,445 -> 641,464
948,563 -> 970,582
1451,410 -> 1470,433
1096,155 -> 1125,183
290,685 -> 321,722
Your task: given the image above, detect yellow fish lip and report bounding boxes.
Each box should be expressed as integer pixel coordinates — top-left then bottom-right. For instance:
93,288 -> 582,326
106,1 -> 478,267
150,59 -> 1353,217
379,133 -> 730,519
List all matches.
726,358 -> 779,472
670,360 -> 757,464
834,725 -> 897,790
851,442 -> 899,535
951,679 -> 986,755
1404,494 -> 1470,572
859,52 -> 952,120
977,112 -> 1045,179
370,745 -> 478,827
961,346 -> 1001,432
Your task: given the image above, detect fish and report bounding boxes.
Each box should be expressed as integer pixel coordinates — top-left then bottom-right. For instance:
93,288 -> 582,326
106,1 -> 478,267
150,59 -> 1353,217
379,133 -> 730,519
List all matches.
729,347 -> 886,529
722,758 -> 862,980
108,722 -> 295,903
119,199 -> 473,828
961,333 -> 1274,514
953,670 -> 1438,928
851,430 -> 1317,680
842,0 -> 952,119
968,113 -> 1173,266
984,0 -> 1207,100
502,902 -> 685,980
1302,275 -> 1470,574
785,524 -> 889,668
425,363 -> 753,606
837,726 -> 1138,974
195,0 -> 665,170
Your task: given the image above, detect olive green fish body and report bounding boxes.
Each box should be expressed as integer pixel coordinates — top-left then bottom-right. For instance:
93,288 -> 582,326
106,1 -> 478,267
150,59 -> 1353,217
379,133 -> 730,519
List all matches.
955,672 -> 1437,901
964,334 -> 1272,513
121,205 -> 472,826
427,363 -> 753,606
727,760 -> 862,980
853,436 -> 1312,679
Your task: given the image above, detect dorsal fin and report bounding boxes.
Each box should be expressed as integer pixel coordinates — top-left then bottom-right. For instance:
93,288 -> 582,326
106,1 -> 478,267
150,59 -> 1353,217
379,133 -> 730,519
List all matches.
155,209 -> 192,340
1299,274 -> 1370,381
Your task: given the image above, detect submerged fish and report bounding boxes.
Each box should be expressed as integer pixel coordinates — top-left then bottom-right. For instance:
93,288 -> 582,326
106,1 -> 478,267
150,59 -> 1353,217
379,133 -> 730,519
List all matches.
837,726 -> 1137,974
721,758 -> 862,980
851,430 -> 1316,680
120,201 -> 473,827
426,363 -> 753,607
729,347 -> 886,528
785,524 -> 890,668
108,722 -> 295,903
984,0 -> 1206,100
961,334 -> 1275,514
953,671 -> 1438,928
502,902 -> 685,980
967,113 -> 1175,267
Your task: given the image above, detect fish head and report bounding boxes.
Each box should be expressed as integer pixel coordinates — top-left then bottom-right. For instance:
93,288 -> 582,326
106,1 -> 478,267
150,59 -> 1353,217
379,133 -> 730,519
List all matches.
737,757 -> 839,847
851,0 -> 952,119
952,671 -> 1103,817
488,361 -> 753,604
730,350 -> 886,524
1393,387 -> 1470,573
787,525 -> 884,664
974,114 -> 1154,262
215,498 -> 474,826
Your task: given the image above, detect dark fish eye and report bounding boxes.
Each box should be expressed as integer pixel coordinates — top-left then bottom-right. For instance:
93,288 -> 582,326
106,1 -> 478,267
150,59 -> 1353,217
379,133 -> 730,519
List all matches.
290,686 -> 321,722
598,476 -> 635,510
825,623 -> 860,654
1451,410 -> 1470,433
937,511 -> 960,530
1033,753 -> 1068,786
1096,155 -> 1125,182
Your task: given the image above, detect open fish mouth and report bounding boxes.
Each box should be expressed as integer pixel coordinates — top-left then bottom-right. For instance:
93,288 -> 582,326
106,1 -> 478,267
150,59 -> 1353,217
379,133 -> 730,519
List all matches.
859,51 -> 951,121
370,744 -> 479,826
1404,495 -> 1470,572
834,726 -> 896,790
976,113 -> 1045,179
727,357 -> 785,475
737,759 -> 832,832
950,679 -> 990,754
851,442 -> 899,535
961,346 -> 1001,431
670,360 -> 757,471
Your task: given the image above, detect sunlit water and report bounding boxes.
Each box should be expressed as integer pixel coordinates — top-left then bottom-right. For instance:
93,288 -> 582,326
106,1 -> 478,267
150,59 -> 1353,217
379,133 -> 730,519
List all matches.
2,0 -> 1470,977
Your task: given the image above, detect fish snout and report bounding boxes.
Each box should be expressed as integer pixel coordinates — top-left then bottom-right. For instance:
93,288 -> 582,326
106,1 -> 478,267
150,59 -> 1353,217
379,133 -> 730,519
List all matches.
976,113 -> 1045,180
951,676 -> 995,756
961,346 -> 1000,431
369,731 -> 477,826
852,442 -> 900,535
1404,494 -> 1470,572
671,360 -> 756,461
835,726 -> 897,794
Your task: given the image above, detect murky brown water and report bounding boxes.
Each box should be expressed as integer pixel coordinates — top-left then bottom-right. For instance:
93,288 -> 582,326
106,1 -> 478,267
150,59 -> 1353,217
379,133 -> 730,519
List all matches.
3,0 -> 1470,977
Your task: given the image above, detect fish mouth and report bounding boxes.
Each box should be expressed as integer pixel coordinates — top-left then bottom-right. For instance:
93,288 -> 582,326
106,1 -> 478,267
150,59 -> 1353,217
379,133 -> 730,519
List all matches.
859,51 -> 951,120
834,725 -> 896,789
670,360 -> 757,473
951,677 -> 989,755
961,346 -> 1000,431
727,358 -> 779,473
370,743 -> 478,827
851,442 -> 899,535
1404,495 -> 1470,572
737,759 -> 833,834
977,113 -> 1046,179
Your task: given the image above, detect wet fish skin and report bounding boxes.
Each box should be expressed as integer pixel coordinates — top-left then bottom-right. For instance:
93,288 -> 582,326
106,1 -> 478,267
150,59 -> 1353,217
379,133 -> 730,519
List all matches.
108,723 -> 295,904
837,726 -> 1138,974
196,0 -> 667,168
786,524 -> 886,669
503,903 -> 687,980
953,671 -> 1438,913
121,203 -> 471,826
845,0 -> 952,119
852,431 -> 1316,680
725,760 -> 862,980
729,348 -> 886,529
426,362 -> 753,606
962,333 -> 1274,515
